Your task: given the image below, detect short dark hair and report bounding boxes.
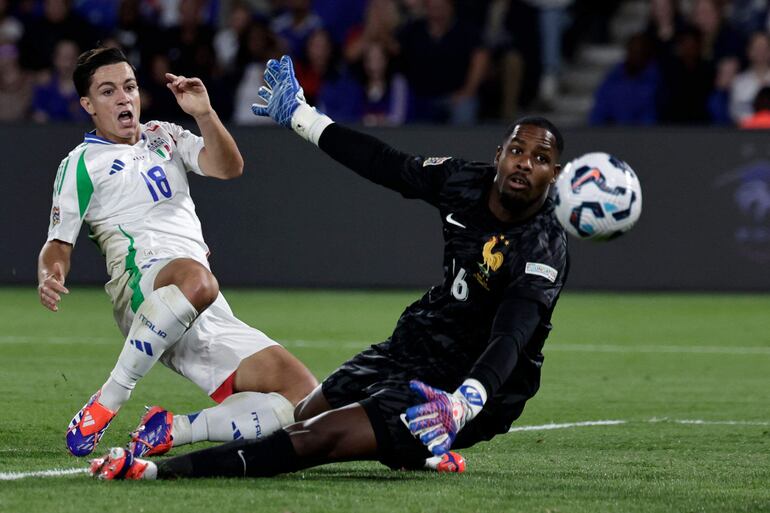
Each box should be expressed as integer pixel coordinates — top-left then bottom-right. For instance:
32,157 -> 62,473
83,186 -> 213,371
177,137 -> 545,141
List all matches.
502,116 -> 564,156
73,47 -> 134,97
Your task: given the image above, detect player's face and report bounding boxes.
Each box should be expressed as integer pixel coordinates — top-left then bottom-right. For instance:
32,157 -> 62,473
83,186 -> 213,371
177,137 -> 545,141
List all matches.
492,125 -> 561,217
80,62 -> 141,145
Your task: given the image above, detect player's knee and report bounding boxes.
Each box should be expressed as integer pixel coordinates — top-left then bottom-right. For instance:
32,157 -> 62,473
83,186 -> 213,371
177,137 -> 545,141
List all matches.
182,267 -> 219,311
294,385 -> 330,421
156,259 -> 220,311
281,358 -> 318,402
233,347 -> 317,404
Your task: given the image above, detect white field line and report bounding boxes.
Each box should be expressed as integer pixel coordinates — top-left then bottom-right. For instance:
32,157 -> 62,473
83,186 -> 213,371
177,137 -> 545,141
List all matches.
3,336 -> 768,356
508,417 -> 770,433
649,417 -> 770,427
546,343 -> 770,355
0,336 -> 114,345
3,417 -> 766,480
0,468 -> 88,481
508,420 -> 626,432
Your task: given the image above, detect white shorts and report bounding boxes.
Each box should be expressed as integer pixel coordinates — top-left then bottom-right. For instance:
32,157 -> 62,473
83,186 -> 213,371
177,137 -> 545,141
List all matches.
105,258 -> 279,397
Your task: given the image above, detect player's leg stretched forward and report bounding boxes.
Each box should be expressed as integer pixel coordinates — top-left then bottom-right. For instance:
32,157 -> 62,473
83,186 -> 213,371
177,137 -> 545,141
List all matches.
94,383 -> 465,479
67,258 -> 217,456
93,401 -> 378,480
70,256 -> 317,458
122,258 -> 317,457
131,345 -> 317,457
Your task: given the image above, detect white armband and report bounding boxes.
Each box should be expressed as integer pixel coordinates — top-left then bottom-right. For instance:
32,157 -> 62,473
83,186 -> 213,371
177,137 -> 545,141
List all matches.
290,103 -> 334,146
456,378 -> 488,419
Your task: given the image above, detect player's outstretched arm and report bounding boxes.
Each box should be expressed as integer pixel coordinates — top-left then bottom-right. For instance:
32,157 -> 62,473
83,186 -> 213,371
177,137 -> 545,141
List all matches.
37,240 -> 72,312
165,73 -> 243,179
404,379 -> 487,457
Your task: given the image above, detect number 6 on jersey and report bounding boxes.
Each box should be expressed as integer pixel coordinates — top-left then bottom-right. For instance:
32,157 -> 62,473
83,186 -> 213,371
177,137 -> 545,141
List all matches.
451,268 -> 469,301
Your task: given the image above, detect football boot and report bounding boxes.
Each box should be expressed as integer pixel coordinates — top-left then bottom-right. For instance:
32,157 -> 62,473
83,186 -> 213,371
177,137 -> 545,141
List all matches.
128,406 -> 173,457
66,391 -> 117,457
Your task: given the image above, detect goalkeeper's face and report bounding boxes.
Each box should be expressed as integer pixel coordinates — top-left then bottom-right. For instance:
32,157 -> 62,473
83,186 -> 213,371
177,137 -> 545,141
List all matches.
492,125 -> 561,215
80,62 -> 141,145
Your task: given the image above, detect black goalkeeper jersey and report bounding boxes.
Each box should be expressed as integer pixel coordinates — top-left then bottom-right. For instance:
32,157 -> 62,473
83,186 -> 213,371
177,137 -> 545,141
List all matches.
319,124 -> 569,396
392,158 -> 567,353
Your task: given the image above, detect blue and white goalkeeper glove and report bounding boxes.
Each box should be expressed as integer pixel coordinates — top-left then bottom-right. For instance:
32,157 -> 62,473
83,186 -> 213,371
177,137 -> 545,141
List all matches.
251,55 -> 302,127
405,379 -> 487,456
252,55 -> 333,145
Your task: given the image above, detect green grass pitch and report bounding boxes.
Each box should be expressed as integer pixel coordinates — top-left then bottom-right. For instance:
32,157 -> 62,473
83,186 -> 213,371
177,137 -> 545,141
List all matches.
0,287 -> 768,513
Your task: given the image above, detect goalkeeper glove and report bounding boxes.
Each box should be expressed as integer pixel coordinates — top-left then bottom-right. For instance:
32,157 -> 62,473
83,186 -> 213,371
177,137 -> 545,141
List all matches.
404,379 -> 487,456
252,54 -> 332,145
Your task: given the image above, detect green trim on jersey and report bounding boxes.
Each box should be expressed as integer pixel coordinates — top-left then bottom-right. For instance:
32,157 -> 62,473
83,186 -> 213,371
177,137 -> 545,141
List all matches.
119,226 -> 145,313
76,150 -> 94,218
54,156 -> 70,196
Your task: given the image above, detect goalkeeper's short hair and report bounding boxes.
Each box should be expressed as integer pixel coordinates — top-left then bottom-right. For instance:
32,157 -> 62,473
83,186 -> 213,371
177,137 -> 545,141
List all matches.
501,116 -> 564,156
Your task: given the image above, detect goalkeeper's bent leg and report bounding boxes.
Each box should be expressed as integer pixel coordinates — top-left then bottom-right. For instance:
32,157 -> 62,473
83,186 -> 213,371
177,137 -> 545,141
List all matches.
157,430 -> 298,478
156,403 -> 377,478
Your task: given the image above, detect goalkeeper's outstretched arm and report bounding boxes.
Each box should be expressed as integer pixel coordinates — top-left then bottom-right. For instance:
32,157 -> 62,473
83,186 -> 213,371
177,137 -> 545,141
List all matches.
252,55 -> 414,191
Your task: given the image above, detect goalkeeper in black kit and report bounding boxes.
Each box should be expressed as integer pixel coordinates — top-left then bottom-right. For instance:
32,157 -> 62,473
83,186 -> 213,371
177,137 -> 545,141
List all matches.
90,55 -> 569,480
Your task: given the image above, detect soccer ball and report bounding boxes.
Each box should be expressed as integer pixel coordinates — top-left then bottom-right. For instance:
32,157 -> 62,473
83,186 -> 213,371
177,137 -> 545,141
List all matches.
554,152 -> 642,241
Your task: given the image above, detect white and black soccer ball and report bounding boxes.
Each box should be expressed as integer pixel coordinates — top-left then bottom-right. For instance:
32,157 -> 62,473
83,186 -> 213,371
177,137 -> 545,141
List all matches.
554,152 -> 642,241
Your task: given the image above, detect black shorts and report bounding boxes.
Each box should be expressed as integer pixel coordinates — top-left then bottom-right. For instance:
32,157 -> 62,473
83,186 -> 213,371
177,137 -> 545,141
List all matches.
321,337 -> 531,469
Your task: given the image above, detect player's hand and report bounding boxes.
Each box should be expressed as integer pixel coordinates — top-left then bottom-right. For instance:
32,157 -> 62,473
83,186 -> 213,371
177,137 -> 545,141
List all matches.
166,73 -> 212,118
251,55 -> 306,127
38,262 -> 69,312
405,380 -> 480,456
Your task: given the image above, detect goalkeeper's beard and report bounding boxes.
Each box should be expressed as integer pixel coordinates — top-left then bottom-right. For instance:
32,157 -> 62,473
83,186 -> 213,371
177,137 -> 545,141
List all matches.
499,190 -> 539,215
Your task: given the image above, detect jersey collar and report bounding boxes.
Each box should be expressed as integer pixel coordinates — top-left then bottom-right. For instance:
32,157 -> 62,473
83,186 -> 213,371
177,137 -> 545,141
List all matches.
83,130 -> 148,145
83,130 -> 114,145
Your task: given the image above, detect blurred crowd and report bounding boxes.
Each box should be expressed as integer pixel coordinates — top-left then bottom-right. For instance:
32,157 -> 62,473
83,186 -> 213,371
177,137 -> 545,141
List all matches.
591,0 -> 770,128
0,0 -> 623,126
4,0 -> 770,127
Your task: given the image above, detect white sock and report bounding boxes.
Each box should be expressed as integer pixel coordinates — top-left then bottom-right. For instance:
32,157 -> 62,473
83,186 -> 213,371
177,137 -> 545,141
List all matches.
140,460 -> 157,480
99,285 -> 198,411
170,392 -> 295,446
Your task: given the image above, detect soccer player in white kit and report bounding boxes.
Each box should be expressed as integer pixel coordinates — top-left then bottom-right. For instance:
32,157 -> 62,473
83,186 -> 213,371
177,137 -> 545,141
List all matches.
37,47 -> 317,458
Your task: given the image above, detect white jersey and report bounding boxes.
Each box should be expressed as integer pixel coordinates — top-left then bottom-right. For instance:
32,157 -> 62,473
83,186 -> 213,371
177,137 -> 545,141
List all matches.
47,121 -> 209,279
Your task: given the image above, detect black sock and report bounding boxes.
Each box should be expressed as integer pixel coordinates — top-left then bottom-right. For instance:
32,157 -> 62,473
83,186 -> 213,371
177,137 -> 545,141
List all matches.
157,429 -> 299,479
